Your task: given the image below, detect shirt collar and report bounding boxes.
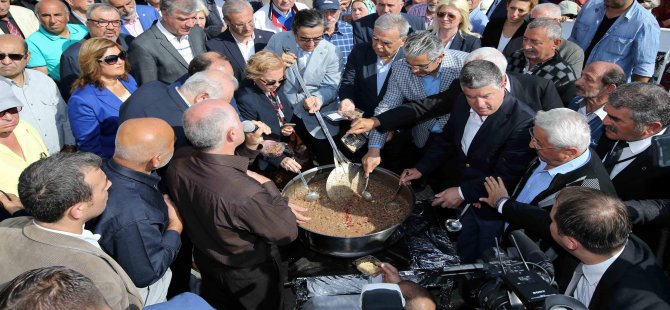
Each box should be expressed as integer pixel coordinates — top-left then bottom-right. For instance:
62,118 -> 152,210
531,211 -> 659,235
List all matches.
39,24 -> 78,41
468,108 -> 488,122
106,158 -> 162,189
592,105 -> 607,120
581,243 -> 626,285
504,74 -> 511,93
537,148 -> 591,176
33,220 -> 102,248
231,31 -> 255,45
627,128 -> 667,155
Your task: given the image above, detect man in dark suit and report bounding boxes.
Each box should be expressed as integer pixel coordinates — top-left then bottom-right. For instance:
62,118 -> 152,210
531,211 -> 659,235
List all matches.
503,187 -> 670,309
339,14 -> 408,118
480,108 -> 616,243
352,0 -> 424,44
128,0 -> 207,85
596,82 -> 670,268
60,3 -> 134,100
205,0 -> 273,83
105,0 -> 160,37
400,60 -> 536,263
357,47 -> 562,132
64,0 -> 89,24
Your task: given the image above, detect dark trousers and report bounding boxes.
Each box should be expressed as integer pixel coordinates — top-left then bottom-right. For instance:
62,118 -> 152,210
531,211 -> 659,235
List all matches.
194,250 -> 281,310
455,207 -> 504,263
167,231 -> 193,298
293,116 -> 335,166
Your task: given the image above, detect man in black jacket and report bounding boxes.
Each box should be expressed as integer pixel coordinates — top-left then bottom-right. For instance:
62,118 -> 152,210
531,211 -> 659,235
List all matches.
400,60 -> 536,263
351,0 -> 424,44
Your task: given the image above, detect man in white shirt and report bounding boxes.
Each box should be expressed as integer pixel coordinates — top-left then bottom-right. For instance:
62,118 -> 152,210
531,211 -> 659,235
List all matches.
0,152 -> 143,310
128,0 -> 207,85
399,60 -> 536,263
548,187 -> 670,309
0,34 -> 75,155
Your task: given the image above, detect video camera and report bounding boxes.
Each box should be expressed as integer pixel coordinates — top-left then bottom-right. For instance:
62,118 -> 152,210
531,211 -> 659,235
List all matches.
436,230 -> 587,310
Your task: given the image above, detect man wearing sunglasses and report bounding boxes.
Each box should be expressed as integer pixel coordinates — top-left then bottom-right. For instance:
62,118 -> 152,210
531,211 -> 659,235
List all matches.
0,87 -> 49,197
0,34 -> 76,156
25,0 -> 88,81
60,3 -> 135,101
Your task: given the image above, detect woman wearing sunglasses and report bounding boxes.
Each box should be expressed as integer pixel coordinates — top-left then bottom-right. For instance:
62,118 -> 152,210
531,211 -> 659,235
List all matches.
68,37 -> 137,158
235,51 -> 303,175
432,0 -> 481,53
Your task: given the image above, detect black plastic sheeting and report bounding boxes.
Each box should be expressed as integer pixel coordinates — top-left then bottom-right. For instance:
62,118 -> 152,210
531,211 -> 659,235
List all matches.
289,201 -> 461,309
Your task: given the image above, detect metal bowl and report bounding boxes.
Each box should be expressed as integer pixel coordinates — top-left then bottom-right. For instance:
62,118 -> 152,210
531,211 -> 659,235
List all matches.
282,164 -> 414,257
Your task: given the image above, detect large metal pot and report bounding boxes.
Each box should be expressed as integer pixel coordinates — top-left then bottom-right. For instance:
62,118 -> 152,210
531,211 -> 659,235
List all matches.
282,164 -> 414,257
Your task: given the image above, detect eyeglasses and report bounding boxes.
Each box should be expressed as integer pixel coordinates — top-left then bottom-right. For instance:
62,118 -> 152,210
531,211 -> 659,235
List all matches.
528,128 -> 557,150
98,51 -> 127,65
406,56 -> 439,71
0,53 -> 26,61
228,20 -> 253,29
0,106 -> 22,117
260,77 -> 285,86
436,11 -> 459,19
87,19 -> 122,27
297,35 -> 323,43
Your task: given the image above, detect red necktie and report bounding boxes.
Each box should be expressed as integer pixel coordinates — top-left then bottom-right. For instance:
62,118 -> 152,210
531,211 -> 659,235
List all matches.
1,16 -> 22,38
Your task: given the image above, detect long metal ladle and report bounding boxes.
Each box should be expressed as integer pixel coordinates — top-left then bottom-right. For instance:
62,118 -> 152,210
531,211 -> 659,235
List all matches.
445,204 -> 472,233
298,170 -> 319,202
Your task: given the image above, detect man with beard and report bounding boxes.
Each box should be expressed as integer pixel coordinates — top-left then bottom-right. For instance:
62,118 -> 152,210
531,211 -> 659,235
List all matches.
568,61 -> 625,147
569,0 -> 659,81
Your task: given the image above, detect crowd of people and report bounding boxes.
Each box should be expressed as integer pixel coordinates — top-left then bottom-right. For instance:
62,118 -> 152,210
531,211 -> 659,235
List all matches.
1,0 -> 670,308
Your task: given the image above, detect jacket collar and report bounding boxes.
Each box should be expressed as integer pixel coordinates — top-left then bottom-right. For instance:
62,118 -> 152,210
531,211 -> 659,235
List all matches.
104,159 -> 161,189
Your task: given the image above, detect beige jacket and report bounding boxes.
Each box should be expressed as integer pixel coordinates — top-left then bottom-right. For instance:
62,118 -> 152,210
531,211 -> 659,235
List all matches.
2,6 -> 39,37
0,217 -> 143,310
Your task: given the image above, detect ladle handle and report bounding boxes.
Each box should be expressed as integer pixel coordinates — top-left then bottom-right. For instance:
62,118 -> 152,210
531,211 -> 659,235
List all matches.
456,204 -> 472,220
298,171 -> 310,190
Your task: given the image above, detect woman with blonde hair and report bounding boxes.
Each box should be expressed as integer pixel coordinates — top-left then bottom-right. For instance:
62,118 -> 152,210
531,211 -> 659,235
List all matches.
235,50 -> 303,174
432,0 -> 481,52
68,37 -> 137,158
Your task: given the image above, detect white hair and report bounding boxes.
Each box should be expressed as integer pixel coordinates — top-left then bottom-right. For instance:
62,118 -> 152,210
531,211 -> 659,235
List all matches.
465,47 -> 507,76
534,108 -> 590,152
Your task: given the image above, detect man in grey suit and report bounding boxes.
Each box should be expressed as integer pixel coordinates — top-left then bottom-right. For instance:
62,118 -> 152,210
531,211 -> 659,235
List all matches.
264,9 -> 341,165
128,0 -> 207,85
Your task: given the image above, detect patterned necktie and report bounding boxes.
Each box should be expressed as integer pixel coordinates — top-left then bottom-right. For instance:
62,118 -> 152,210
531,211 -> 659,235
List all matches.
1,16 -> 22,37
603,140 -> 629,173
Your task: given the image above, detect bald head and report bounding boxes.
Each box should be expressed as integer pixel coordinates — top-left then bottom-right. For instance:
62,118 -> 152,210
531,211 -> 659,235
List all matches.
575,61 -> 625,99
180,69 -> 238,104
35,0 -> 70,35
183,99 -> 243,152
114,118 -> 175,170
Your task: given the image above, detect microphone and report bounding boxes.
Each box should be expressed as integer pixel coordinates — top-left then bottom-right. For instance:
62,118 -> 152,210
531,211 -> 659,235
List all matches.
509,230 -> 554,277
242,120 -> 258,133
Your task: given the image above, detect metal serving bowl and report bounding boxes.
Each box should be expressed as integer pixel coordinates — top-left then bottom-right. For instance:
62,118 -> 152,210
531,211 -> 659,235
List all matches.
282,164 -> 414,257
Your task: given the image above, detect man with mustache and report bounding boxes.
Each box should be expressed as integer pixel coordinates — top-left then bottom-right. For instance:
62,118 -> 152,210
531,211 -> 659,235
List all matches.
506,17 -> 576,106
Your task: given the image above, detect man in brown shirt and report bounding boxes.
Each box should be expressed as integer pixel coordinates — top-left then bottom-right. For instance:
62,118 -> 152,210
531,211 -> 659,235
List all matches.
165,99 -> 307,310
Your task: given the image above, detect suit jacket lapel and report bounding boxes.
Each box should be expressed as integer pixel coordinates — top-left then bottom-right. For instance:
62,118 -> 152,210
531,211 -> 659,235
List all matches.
188,29 -> 205,55
221,31 -> 248,73
154,27 -> 189,67
302,42 -> 325,84
450,34 -> 464,51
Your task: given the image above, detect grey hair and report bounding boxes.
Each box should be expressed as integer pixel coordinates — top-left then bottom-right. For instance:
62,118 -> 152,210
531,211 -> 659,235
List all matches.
374,13 -> 410,37
222,0 -> 252,18
534,108 -> 591,152
160,0 -> 199,15
35,0 -> 69,18
86,3 -> 120,19
183,105 -> 231,151
601,65 -> 626,87
179,71 -> 223,99
527,17 -> 563,40
195,0 -> 209,15
403,30 -> 443,60
459,60 -> 503,89
531,3 -> 561,19
465,47 -> 507,76
608,82 -> 670,130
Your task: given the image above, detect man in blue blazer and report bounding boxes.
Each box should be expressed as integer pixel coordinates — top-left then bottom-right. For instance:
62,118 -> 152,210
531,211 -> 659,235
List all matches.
205,0 -> 273,83
104,0 -> 160,37
351,0 -> 424,44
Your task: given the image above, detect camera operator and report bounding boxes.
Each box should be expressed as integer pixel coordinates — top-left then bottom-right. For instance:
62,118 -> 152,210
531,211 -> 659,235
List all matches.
506,187 -> 670,309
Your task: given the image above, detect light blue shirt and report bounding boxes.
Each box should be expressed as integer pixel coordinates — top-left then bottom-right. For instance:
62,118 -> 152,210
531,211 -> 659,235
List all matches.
470,9 -> 489,35
515,149 -> 591,204
423,70 -> 444,133
375,57 -> 393,96
568,0 -> 659,79
26,24 -> 88,81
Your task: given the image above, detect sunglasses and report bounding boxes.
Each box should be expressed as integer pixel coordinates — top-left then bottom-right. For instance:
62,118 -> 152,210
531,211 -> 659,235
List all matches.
0,53 -> 26,61
260,78 -> 285,86
99,51 -> 127,65
0,106 -> 22,117
436,11 -> 459,19
297,35 -> 323,43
